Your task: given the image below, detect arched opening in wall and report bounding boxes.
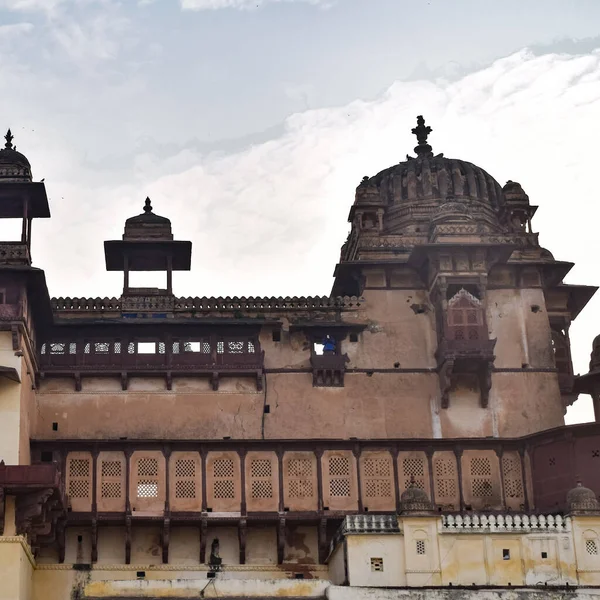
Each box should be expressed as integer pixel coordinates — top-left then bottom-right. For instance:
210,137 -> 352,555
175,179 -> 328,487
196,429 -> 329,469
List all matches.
447,287 -> 484,342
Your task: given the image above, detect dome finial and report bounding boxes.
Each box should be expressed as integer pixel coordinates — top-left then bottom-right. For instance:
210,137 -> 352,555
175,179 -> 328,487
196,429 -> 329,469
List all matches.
411,115 -> 433,158
4,129 -> 14,150
144,197 -> 153,213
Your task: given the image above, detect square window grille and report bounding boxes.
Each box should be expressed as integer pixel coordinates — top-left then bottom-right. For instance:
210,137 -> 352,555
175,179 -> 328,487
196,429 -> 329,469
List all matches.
416,540 -> 426,555
214,480 -> 235,499
248,341 -> 256,353
101,481 -> 122,498
175,459 -> 196,478
114,342 -> 121,353
213,458 -> 234,478
403,457 -> 425,477
69,458 -> 90,477
470,457 -> 491,477
289,480 -> 313,498
437,479 -> 457,499
370,557 -> 384,572
94,342 -> 109,353
69,479 -> 90,499
288,459 -> 312,478
101,461 -> 122,478
434,458 -> 456,478
364,458 -> 390,478
251,459 -> 272,479
504,478 -> 524,498
202,342 -> 211,354
228,341 -> 244,353
137,458 -> 158,477
586,540 -> 599,555
365,479 -> 392,498
175,480 -> 196,499
329,478 -> 351,498
471,479 -> 493,497
217,341 -> 224,354
69,342 -> 77,354
251,480 -> 273,499
137,481 -> 159,498
329,457 -> 350,477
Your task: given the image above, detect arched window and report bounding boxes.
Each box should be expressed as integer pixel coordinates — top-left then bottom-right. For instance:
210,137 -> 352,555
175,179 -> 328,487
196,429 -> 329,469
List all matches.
447,288 -> 483,342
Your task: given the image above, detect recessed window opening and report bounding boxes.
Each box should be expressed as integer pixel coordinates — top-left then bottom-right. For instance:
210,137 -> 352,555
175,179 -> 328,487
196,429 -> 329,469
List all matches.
370,557 -> 384,571
586,539 -> 599,555
349,333 -> 359,343
313,342 -> 325,355
541,551 -> 548,559
314,335 -> 336,356
137,342 -> 157,354
502,549 -> 510,560
184,341 -> 201,352
0,290 -> 6,304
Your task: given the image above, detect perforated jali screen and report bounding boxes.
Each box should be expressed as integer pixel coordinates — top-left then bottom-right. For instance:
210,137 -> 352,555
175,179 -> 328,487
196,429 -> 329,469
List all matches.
213,458 -> 235,500
250,459 -> 273,499
502,453 -> 525,509
98,452 -> 125,512
67,455 -> 92,511
433,454 -> 458,508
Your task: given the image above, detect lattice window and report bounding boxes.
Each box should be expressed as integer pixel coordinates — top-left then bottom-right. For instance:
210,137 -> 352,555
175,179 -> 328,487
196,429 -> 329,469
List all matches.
371,557 -> 384,572
50,342 -> 65,355
174,458 -> 197,499
416,540 -> 426,555
365,480 -> 392,498
470,457 -> 493,498
137,481 -> 158,498
69,342 -> 77,354
447,288 -> 483,342
287,458 -> 314,500
228,341 -> 244,353
290,480 -> 314,498
329,457 -> 350,476
214,480 -> 235,499
289,459 -> 312,478
94,342 -> 109,353
101,482 -> 122,498
176,480 -> 196,499
68,457 -> 91,499
138,458 -> 158,477
434,456 -> 458,504
249,458 -> 273,499
176,459 -> 195,478
502,455 -> 524,499
329,456 -> 351,498
100,460 -> 122,499
212,458 -> 235,500
248,341 -> 256,353
402,457 -> 427,490
586,540 -> 598,555
363,458 -> 393,498
217,341 -> 224,354
213,458 -> 234,478
114,341 -> 121,353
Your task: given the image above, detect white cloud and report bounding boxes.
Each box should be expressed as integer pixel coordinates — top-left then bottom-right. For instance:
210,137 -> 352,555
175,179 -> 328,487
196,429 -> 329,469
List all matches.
181,0 -> 329,10
1,48 -> 600,423
0,22 -> 34,38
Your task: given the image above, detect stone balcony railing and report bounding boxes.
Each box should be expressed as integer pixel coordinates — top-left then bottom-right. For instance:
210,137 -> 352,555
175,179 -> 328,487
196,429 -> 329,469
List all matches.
0,242 -> 31,266
441,513 -> 570,533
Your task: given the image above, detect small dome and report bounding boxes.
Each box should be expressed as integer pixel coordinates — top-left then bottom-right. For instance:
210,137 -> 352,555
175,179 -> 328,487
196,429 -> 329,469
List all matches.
0,129 -> 32,182
123,198 -> 173,241
566,482 -> 600,513
400,483 -> 433,513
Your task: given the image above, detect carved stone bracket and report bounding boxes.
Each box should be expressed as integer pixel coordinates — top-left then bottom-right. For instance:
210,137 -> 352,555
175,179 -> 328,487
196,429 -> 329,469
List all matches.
15,488 -> 66,552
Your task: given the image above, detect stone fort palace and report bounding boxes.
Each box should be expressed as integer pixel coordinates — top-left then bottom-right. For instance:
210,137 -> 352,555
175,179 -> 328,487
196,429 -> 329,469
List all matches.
2,117 -> 600,600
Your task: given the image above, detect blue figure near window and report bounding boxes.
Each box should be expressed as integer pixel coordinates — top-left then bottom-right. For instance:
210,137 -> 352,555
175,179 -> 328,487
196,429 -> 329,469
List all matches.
322,335 -> 336,355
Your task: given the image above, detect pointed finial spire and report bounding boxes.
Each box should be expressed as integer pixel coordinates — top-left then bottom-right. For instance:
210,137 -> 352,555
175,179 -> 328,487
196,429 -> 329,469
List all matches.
411,115 -> 433,158
143,197 -> 153,213
4,129 -> 14,150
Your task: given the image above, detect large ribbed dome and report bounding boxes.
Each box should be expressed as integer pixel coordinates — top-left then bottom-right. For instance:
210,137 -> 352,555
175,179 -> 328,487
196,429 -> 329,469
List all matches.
0,129 -> 32,182
354,116 -> 507,235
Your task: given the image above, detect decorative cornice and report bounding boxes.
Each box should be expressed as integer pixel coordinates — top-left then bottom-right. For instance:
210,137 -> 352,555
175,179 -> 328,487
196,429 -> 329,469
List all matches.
0,535 -> 36,567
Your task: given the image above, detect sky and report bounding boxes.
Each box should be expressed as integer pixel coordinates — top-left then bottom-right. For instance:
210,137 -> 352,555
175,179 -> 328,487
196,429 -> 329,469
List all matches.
1,0 -> 600,423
